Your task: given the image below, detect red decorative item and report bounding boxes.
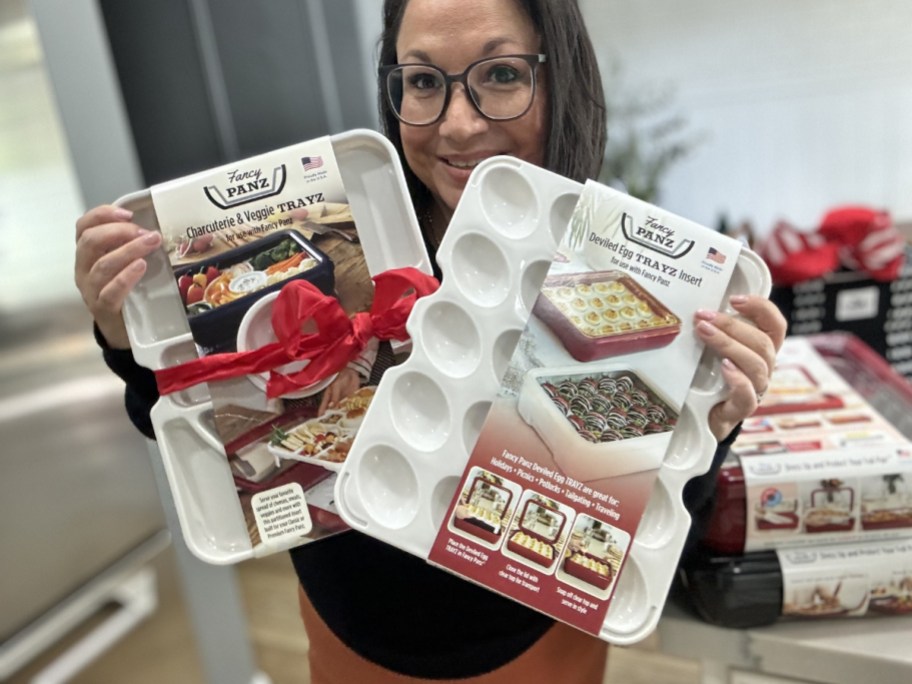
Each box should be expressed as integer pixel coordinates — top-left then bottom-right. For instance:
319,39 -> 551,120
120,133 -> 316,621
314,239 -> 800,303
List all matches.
155,267 -> 438,397
819,206 -> 905,282
757,221 -> 841,287
759,206 -> 904,287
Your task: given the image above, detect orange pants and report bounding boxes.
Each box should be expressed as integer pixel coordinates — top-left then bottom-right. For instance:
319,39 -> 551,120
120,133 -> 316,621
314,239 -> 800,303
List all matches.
298,585 -> 609,683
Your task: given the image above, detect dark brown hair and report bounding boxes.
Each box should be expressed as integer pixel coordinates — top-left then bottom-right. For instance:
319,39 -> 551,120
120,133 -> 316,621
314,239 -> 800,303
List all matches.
378,0 -> 607,226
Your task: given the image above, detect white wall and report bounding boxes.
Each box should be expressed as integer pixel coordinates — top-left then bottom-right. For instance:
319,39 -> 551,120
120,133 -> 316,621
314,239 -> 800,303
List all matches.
580,0 -> 912,237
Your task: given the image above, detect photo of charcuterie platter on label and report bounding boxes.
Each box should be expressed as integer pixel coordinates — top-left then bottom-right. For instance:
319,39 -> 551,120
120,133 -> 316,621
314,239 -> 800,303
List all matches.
120,130 -> 433,563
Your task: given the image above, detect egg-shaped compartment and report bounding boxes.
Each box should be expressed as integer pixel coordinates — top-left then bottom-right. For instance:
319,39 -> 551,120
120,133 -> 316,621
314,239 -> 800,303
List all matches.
631,476 -> 681,550
547,190 -> 582,246
388,370 -> 453,452
661,402 -> 707,472
518,365 -> 678,482
491,326 -> 526,385
723,248 -> 772,315
475,160 -> 540,240
354,443 -> 422,531
600,554 -> 653,640
430,475 -> 463,530
443,231 -> 515,309
462,399 -> 495,456
689,343 -> 725,395
412,297 -> 483,380
519,258 -> 556,316
151,400 -> 252,564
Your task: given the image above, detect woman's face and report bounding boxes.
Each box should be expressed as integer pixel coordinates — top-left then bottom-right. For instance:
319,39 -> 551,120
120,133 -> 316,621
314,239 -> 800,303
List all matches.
395,0 -> 548,219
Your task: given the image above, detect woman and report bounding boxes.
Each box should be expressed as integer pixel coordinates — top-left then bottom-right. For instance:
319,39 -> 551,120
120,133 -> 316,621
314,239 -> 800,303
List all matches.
75,0 -> 786,681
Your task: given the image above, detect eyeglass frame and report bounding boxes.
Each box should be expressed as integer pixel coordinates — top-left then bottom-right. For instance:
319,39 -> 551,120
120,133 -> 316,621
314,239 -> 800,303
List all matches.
381,53 -> 547,127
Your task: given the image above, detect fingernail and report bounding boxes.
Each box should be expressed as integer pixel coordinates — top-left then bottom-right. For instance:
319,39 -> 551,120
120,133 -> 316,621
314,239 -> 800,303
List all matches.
722,358 -> 736,371
143,231 -> 161,244
697,320 -> 717,336
113,207 -> 133,221
729,294 -> 748,306
695,309 -> 717,322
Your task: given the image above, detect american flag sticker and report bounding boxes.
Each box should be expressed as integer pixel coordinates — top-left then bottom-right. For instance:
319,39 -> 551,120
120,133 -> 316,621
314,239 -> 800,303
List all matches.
301,156 -> 324,171
706,247 -> 727,264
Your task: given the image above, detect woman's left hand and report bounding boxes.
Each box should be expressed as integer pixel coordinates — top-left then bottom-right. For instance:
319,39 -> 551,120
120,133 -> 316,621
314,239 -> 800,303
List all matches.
694,295 -> 788,441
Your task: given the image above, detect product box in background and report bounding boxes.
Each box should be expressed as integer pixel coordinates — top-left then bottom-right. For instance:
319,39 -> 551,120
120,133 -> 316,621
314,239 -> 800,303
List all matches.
770,246 -> 912,379
678,537 -> 912,628
426,179 -> 745,636
702,336 -> 912,555
121,130 -> 432,564
679,334 -> 912,629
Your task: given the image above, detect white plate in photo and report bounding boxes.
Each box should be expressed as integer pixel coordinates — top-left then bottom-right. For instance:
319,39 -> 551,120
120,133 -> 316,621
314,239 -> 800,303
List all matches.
236,290 -> 337,399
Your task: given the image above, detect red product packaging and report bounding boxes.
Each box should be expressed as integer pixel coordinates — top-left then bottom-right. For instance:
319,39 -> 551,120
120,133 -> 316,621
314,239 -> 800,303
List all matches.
702,333 -> 912,555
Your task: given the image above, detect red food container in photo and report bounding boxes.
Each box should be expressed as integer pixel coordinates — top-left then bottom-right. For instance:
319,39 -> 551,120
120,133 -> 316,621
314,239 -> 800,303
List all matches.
700,333 -> 912,555
805,486 -> 856,533
532,271 -> 680,362
506,498 -> 566,568
861,506 -> 912,531
562,552 -> 614,590
452,475 -> 513,544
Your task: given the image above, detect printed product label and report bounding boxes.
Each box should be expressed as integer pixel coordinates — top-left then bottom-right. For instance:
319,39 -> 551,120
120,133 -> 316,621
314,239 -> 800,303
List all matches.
741,444 -> 912,552
429,180 -> 742,634
735,338 -> 912,551
779,538 -> 912,618
150,137 -> 377,555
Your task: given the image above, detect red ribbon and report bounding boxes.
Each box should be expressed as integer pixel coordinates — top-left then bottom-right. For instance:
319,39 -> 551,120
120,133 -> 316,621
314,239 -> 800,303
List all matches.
154,267 -> 439,398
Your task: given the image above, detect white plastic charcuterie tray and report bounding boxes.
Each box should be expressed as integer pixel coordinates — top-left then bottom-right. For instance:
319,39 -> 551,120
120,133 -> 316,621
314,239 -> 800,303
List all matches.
334,156 -> 772,644
120,129 -> 431,564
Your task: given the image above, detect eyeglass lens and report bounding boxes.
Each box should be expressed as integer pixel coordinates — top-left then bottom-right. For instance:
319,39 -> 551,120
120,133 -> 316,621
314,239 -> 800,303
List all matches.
387,56 -> 536,125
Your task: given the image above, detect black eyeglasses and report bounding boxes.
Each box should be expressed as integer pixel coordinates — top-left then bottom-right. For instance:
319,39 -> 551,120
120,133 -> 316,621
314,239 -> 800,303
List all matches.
382,54 -> 547,126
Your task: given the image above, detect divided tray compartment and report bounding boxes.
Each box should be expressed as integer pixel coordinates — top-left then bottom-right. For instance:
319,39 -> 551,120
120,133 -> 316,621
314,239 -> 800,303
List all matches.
532,270 -> 680,361
452,474 -> 514,544
173,229 -> 335,353
334,155 -> 772,644
120,129 -> 432,564
517,365 -> 678,482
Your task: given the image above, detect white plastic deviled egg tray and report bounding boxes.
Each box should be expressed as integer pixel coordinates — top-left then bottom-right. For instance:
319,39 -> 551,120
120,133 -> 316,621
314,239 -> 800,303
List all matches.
120,129 -> 432,564
334,156 -> 772,645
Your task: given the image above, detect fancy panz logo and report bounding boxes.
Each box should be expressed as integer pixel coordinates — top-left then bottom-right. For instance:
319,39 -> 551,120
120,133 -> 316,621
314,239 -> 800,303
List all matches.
204,165 -> 287,209
621,213 -> 694,258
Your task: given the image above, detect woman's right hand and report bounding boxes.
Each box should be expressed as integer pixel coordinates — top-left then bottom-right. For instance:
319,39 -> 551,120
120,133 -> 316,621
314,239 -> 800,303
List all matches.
75,205 -> 162,349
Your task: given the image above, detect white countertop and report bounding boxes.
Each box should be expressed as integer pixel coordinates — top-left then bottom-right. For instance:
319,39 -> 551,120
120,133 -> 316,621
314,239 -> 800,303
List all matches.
658,603 -> 912,684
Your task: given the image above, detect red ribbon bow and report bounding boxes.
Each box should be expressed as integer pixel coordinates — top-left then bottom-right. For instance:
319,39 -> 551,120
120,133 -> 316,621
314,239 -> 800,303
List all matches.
154,267 -> 439,398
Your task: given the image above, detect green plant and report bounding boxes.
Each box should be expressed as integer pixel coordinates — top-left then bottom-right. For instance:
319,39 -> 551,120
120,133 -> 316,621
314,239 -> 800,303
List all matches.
598,61 -> 705,203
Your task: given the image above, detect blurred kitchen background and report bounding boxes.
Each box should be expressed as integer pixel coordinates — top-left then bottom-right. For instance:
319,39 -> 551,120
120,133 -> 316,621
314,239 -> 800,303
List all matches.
1,0 -> 910,683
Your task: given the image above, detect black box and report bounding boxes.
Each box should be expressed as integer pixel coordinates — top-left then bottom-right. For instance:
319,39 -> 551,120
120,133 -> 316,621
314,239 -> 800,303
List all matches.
770,248 -> 912,380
